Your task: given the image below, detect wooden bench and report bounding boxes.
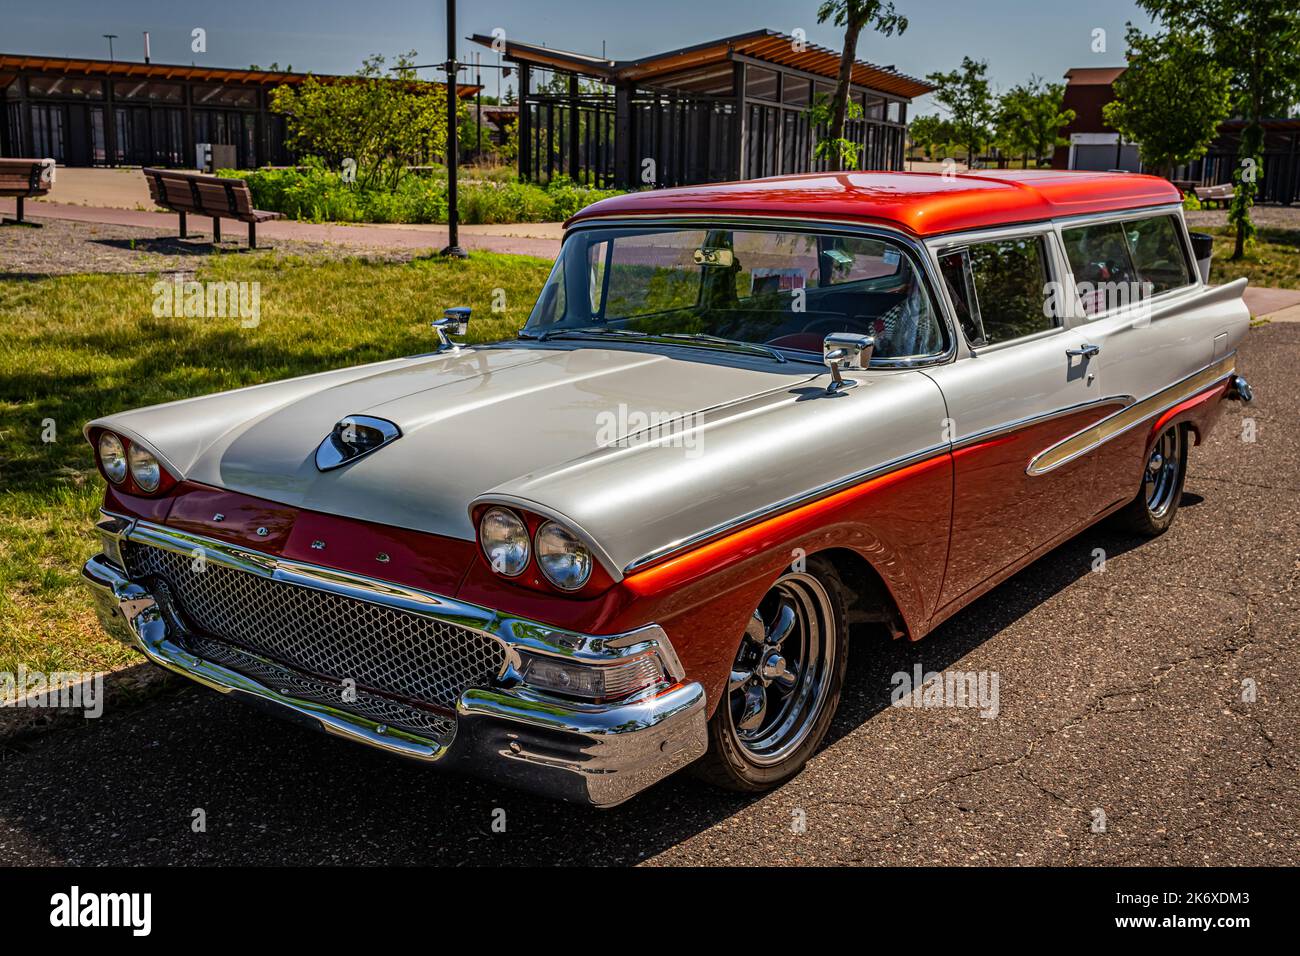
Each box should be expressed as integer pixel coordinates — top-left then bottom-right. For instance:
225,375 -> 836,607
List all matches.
0,158 -> 55,226
1194,183 -> 1234,208
143,168 -> 283,248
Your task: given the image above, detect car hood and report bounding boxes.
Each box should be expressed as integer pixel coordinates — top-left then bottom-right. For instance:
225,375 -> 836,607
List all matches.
91,343 -> 818,549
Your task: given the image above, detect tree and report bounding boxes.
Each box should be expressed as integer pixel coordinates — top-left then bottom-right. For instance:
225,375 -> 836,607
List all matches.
926,57 -> 994,166
907,113 -> 952,161
1101,27 -> 1231,179
808,92 -> 865,168
996,77 -> 1075,168
270,52 -> 454,191
1138,0 -> 1300,258
816,1 -> 909,170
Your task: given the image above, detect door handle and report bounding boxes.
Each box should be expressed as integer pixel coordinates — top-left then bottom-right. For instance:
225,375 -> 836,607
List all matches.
1066,343 -> 1100,358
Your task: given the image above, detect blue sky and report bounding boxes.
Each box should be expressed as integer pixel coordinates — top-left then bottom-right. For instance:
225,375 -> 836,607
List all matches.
4,0 -> 1156,114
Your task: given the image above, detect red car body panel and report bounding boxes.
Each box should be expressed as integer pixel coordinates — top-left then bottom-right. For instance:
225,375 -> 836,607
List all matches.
567,169 -> 1183,238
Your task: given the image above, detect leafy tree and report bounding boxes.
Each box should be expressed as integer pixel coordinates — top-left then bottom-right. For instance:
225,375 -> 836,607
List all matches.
270,52 -> 454,191
1138,0 -> 1300,258
996,77 -> 1075,168
808,93 -> 865,168
907,113 -> 953,160
816,1 -> 909,170
926,57 -> 994,165
1102,27 -> 1231,179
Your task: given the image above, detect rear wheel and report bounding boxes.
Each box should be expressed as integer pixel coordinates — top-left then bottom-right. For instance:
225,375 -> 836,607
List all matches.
1119,424 -> 1187,536
692,556 -> 849,792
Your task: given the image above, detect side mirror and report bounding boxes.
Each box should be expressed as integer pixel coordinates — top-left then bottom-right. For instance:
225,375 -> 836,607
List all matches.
822,333 -> 875,394
433,306 -> 470,350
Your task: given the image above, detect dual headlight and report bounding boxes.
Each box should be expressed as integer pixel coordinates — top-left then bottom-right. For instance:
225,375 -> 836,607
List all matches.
478,506 -> 594,591
96,431 -> 163,493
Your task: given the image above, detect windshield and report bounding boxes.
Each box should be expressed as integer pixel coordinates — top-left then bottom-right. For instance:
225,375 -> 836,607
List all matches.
523,225 -> 950,361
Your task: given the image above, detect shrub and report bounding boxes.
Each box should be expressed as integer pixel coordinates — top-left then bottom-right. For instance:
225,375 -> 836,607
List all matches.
221,165 -> 623,224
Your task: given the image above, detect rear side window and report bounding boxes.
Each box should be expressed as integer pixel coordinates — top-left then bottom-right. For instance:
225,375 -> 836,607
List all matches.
1062,214 -> 1192,314
1124,215 -> 1192,294
938,236 -> 1056,347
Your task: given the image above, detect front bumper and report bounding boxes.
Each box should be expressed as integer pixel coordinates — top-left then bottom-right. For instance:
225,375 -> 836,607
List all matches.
82,522 -> 707,808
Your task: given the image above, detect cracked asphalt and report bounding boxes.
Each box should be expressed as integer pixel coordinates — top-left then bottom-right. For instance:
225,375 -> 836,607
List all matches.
1,324 -> 1295,866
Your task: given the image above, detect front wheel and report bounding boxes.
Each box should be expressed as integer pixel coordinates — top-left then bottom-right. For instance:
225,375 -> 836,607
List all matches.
692,556 -> 849,793
1118,424 -> 1188,536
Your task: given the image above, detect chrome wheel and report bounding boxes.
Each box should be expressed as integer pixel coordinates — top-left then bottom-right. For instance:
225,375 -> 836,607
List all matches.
727,571 -> 837,766
1144,427 -> 1183,519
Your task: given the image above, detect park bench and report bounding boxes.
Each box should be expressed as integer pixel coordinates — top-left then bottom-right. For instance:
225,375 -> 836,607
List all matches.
0,158 -> 55,226
143,168 -> 283,248
1194,183 -> 1234,208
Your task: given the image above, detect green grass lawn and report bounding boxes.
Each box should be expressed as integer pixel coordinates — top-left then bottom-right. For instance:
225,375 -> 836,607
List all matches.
0,252 -> 551,682
1206,227 -> 1300,290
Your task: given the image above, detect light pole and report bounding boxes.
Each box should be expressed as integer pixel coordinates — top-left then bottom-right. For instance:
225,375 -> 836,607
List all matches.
441,0 -> 468,259
103,34 -> 118,62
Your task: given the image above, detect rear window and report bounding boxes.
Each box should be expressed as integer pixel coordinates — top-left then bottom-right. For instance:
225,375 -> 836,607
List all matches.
1062,214 -> 1192,314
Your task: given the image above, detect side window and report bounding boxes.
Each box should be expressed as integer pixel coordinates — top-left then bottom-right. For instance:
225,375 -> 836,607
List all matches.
1062,215 -> 1191,314
1124,215 -> 1192,295
938,236 -> 1056,347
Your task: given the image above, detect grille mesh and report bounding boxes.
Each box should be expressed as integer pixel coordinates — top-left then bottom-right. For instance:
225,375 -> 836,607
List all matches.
125,542 -> 505,714
187,634 -> 455,742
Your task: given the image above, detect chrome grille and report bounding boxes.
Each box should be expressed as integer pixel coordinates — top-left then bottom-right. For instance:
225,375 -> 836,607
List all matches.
187,634 -> 455,742
125,542 -> 506,714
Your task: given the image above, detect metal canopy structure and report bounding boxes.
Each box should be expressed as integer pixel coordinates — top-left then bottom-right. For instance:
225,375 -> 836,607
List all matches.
471,29 -> 933,190
0,53 -> 479,169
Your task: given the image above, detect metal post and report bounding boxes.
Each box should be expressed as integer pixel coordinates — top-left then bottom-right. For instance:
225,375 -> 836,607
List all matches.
441,0 -> 467,258
475,52 -> 482,160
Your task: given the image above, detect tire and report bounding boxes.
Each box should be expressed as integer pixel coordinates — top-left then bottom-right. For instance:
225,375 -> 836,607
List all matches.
1118,424 -> 1188,536
692,555 -> 850,793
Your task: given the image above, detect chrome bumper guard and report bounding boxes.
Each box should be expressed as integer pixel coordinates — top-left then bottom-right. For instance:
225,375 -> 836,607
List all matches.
1226,374 -> 1253,404
82,516 -> 707,808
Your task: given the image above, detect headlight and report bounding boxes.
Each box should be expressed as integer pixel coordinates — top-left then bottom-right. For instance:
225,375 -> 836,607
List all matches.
535,520 -> 593,591
128,443 -> 162,492
479,507 -> 530,576
97,432 -> 127,484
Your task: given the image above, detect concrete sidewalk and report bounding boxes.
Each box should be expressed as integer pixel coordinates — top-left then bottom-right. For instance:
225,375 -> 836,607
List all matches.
1243,286 -> 1300,322
2,198 -> 562,260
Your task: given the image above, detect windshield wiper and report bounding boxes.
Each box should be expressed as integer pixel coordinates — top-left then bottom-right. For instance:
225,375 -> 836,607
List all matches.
655,333 -> 788,364
521,327 -> 649,342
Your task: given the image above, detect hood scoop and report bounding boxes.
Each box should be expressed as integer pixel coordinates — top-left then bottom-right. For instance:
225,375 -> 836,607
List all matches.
315,415 -> 401,471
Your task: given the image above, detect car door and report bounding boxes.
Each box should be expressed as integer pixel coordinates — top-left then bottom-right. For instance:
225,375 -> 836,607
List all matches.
923,224 -> 1119,613
1054,208 -> 1232,511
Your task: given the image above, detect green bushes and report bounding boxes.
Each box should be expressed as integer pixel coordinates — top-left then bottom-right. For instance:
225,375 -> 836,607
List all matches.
218,163 -> 622,224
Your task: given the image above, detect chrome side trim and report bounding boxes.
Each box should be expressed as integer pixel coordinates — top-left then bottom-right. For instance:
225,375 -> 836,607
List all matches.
119,518 -> 685,681
622,440 -> 950,574
1026,354 -> 1237,476
947,395 -> 1136,453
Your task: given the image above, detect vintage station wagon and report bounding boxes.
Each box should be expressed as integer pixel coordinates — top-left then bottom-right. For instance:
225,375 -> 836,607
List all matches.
83,170 -> 1252,806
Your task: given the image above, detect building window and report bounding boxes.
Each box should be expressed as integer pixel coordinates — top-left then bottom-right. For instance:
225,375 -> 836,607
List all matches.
193,84 -> 258,108
114,80 -> 183,104
782,78 -> 810,107
27,75 -> 105,99
745,67 -> 779,102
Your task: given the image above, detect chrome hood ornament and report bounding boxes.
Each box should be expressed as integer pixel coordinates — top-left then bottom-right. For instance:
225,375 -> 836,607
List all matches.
315,415 -> 401,471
